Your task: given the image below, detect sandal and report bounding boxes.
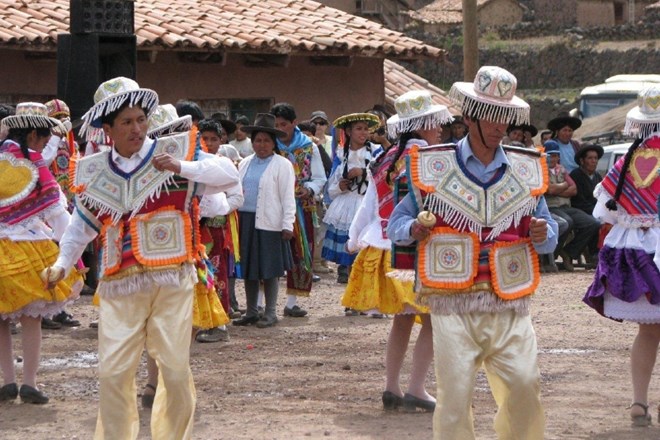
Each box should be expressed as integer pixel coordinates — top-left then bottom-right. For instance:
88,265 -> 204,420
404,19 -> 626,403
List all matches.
141,384 -> 156,410
628,402 -> 652,427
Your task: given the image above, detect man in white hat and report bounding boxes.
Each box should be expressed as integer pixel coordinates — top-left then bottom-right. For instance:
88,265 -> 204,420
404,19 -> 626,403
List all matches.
388,66 -> 558,439
42,77 -> 240,440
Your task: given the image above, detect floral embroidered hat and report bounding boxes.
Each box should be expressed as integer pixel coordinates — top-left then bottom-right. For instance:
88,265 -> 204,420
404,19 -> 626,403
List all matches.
147,104 -> 192,138
44,99 -> 70,119
386,90 -> 453,138
624,85 -> 660,139
333,112 -> 381,130
80,76 -> 158,139
1,102 -> 65,133
449,66 -> 529,125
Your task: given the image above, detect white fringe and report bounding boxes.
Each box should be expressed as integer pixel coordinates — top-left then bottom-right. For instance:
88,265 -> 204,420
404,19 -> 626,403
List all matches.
624,121 -> 660,139
1,280 -> 83,321
96,265 -> 196,299
79,90 -> 159,139
386,269 -> 416,282
2,115 -> 58,130
422,193 -> 537,240
422,290 -> 531,316
387,110 -> 454,139
449,87 -> 529,125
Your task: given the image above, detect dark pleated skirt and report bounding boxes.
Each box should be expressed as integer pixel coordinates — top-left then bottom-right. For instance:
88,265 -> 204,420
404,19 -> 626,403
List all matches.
238,211 -> 293,281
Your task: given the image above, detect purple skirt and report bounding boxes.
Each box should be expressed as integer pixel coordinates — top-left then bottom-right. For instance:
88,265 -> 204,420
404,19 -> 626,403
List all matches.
583,246 -> 660,317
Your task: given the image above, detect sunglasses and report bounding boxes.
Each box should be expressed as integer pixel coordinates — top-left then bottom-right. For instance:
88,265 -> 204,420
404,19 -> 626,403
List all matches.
314,120 -> 328,126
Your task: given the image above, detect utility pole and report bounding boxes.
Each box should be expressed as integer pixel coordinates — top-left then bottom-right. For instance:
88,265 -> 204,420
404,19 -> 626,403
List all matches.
462,0 -> 479,81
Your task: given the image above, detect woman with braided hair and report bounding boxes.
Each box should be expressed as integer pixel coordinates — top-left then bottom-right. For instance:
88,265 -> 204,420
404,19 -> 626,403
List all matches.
583,85 -> 660,427
342,90 -> 452,411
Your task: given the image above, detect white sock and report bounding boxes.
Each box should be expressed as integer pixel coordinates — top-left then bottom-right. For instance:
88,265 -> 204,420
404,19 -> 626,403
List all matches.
257,290 -> 265,308
286,295 -> 297,309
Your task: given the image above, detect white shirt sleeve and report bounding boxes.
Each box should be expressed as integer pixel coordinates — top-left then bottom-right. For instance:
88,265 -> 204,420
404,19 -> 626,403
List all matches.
54,209 -> 98,274
303,144 -> 327,196
178,152 -> 240,195
347,179 -> 378,252
42,136 -> 61,167
279,159 -> 297,232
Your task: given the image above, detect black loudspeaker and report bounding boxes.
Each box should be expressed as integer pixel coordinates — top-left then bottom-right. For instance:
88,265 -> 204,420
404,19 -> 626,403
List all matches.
57,33 -> 137,120
70,0 -> 134,35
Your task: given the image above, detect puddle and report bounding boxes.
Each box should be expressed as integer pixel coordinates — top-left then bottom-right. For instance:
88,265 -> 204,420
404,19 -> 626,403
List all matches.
40,351 -> 98,369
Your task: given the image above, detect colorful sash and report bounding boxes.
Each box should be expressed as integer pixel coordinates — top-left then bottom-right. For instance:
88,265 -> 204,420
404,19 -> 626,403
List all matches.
0,141 -> 61,228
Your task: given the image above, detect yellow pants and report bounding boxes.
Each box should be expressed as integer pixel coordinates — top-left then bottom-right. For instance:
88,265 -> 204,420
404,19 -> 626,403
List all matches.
94,274 -> 196,440
431,310 -> 545,440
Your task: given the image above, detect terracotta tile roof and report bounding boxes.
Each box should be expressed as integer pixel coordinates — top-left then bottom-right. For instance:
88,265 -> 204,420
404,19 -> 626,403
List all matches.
0,0 -> 444,60
383,59 -> 459,114
407,0 -> 495,24
647,1 -> 660,9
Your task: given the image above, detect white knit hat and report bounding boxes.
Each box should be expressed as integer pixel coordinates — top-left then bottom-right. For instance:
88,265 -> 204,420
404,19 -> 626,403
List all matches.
1,102 -> 65,134
624,85 -> 660,139
386,90 -> 453,138
449,66 -> 529,125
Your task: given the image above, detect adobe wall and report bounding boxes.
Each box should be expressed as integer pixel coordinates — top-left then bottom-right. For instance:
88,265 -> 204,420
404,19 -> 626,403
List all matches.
479,0 -> 524,27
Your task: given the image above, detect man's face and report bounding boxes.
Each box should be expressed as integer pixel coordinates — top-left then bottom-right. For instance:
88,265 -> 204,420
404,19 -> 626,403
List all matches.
202,130 -> 222,155
312,119 -> 328,137
451,123 -> 466,139
103,106 -> 148,158
580,150 -> 599,174
557,126 -> 573,143
275,116 -> 296,144
466,117 -> 507,149
508,128 -> 524,142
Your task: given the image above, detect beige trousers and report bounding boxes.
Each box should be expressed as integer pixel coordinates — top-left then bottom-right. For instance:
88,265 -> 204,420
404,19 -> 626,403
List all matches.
94,274 -> 196,440
431,310 -> 545,440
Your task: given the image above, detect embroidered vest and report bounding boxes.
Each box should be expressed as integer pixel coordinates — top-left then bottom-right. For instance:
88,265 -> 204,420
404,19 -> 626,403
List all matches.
408,144 -> 548,300
280,142 -> 317,211
72,131 -> 202,293
0,141 -> 61,228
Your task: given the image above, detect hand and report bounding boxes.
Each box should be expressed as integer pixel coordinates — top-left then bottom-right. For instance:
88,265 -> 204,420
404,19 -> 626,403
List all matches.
40,266 -> 65,290
296,186 -> 312,199
282,230 -> 293,241
346,167 -> 363,180
152,153 -> 181,173
62,117 -> 72,133
410,221 -> 432,242
529,217 -> 548,243
338,179 -> 351,192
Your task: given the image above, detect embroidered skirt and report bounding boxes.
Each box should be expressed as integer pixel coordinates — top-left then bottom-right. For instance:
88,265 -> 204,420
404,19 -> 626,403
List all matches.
238,211 -> 293,281
0,239 -> 83,320
341,246 -> 427,314
322,225 -> 356,266
584,246 -> 660,323
192,281 -> 229,329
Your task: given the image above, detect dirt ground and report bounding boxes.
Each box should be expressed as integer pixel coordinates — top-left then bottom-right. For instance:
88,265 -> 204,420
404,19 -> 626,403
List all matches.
2,268 -> 660,439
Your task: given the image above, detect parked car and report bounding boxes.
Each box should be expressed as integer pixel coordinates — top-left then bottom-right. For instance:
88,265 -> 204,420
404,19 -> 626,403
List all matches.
596,142 -> 630,176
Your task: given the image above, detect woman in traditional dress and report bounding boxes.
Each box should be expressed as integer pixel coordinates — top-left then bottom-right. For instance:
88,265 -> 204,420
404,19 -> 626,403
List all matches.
0,102 -> 83,404
322,113 -> 380,284
232,113 -> 295,328
583,85 -> 660,426
342,90 -> 452,411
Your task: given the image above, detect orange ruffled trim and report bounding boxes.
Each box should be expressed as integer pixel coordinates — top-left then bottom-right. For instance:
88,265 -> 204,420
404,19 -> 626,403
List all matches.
408,144 -> 437,193
68,152 -> 86,194
532,149 -> 549,197
100,218 -> 124,276
129,205 -> 194,267
488,238 -> 540,300
187,126 -> 199,160
191,198 -> 206,260
418,226 -> 480,290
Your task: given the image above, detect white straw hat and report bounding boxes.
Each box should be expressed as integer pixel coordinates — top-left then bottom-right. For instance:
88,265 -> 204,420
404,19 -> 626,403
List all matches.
449,66 -> 529,125
1,102 -> 65,134
80,76 -> 158,139
386,90 -> 453,138
624,85 -> 660,139
147,104 -> 192,138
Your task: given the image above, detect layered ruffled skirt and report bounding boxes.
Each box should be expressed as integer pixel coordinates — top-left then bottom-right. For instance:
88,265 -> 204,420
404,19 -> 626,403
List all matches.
0,239 -> 83,320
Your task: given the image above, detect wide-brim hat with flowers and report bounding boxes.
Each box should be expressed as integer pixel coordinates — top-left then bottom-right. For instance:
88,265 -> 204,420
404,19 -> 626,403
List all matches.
80,76 -> 158,138
241,113 -> 287,138
1,102 -> 65,133
449,66 -> 530,125
386,90 -> 453,138
44,99 -> 70,119
624,85 -> 660,139
333,112 -> 381,130
147,104 -> 192,138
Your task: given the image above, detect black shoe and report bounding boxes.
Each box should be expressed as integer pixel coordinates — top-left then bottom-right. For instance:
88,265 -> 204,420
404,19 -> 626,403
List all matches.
283,305 -> 308,317
256,315 -> 278,328
0,383 -> 18,401
80,284 -> 95,296
19,384 -> 49,404
232,315 -> 259,326
337,273 -> 349,284
41,318 -> 62,330
52,311 -> 81,327
382,391 -> 403,410
196,327 -> 229,342
312,274 -> 321,282
257,306 -> 265,319
141,384 -> 156,410
403,393 -> 435,412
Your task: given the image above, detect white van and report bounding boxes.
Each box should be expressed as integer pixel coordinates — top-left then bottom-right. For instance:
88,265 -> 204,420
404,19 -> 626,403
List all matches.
596,142 -> 630,176
578,75 -> 660,119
